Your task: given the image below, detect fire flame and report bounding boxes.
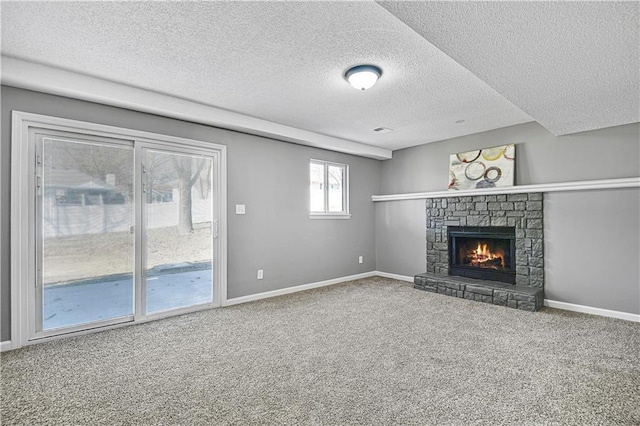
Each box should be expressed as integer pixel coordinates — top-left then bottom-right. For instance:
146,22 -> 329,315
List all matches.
470,243 -> 505,268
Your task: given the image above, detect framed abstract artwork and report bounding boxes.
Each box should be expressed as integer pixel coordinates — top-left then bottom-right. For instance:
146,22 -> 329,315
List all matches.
448,144 -> 515,191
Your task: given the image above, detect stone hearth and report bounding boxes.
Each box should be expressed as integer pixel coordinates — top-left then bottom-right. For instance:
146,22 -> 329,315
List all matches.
414,272 -> 544,311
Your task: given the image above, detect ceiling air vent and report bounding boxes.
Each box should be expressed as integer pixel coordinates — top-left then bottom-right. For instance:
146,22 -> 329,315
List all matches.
373,127 -> 393,134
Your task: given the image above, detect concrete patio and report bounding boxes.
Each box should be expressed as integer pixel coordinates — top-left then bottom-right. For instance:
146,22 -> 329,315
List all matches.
43,267 -> 213,330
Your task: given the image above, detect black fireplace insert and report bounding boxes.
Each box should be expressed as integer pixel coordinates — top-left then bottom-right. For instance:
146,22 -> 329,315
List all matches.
448,226 -> 516,284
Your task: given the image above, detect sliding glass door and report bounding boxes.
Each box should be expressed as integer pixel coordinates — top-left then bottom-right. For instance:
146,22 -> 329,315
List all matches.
30,129 -> 221,340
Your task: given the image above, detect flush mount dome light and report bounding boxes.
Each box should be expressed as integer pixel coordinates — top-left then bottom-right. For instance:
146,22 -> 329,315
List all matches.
344,65 -> 382,91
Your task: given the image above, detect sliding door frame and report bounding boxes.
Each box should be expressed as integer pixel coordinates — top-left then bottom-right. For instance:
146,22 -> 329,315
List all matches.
10,111 -> 227,349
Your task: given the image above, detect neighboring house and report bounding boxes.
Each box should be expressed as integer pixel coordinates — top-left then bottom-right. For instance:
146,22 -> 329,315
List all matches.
45,169 -> 126,206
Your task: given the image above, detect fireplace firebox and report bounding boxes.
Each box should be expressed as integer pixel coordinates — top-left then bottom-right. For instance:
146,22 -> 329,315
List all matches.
448,226 -> 516,284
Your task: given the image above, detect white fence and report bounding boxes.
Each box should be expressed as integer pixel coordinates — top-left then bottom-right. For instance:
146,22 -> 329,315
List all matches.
43,201 -> 212,238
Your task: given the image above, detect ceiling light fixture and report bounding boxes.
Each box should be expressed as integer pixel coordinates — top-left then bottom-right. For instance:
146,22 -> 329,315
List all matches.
344,65 -> 382,91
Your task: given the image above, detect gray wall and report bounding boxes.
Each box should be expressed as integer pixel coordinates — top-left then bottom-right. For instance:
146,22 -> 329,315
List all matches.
545,189 -> 639,313
375,200 -> 425,277
376,121 -> 640,315
1,86 -> 381,341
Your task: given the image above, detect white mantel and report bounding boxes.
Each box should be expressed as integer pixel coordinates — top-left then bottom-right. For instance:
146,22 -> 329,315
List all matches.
371,177 -> 640,202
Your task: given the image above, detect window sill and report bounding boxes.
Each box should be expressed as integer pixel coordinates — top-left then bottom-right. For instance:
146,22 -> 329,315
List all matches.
309,214 -> 352,220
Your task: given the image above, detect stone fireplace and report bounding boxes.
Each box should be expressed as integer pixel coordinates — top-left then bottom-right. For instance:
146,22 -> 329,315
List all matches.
414,193 -> 544,311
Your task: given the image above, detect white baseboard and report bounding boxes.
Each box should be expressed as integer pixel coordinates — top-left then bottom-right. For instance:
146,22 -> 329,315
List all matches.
544,299 -> 640,322
223,271 -> 377,306
373,271 -> 415,282
1,341 -> 13,352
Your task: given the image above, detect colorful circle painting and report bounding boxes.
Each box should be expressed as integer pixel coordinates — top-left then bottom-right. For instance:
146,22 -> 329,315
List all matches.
448,144 -> 515,191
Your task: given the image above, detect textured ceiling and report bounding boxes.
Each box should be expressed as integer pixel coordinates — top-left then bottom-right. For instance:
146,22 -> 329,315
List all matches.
1,2 -> 637,154
378,1 -> 640,136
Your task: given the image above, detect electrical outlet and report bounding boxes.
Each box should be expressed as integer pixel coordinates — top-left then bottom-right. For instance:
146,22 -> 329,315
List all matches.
358,256 -> 363,264
257,269 -> 263,280
236,204 -> 246,215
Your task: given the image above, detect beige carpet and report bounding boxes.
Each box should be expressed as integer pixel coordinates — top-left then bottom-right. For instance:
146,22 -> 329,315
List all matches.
2,277 -> 639,425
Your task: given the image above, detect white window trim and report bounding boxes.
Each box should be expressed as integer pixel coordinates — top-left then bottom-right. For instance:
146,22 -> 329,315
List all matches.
309,159 -> 351,219
10,111 -> 228,350
309,214 -> 352,220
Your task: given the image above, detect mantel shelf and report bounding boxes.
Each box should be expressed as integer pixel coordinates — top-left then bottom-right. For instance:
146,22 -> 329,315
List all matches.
371,177 -> 640,202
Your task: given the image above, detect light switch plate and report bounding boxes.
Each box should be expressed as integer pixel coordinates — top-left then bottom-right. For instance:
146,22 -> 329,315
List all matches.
236,204 -> 246,215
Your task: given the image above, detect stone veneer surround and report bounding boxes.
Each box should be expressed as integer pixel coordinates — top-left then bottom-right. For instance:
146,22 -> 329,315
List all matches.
426,193 -> 544,288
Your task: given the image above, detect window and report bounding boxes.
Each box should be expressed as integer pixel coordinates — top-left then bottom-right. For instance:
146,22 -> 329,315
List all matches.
309,159 -> 350,219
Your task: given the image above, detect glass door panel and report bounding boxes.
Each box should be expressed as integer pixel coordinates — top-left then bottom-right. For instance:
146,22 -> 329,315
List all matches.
39,136 -> 134,332
143,149 -> 214,314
